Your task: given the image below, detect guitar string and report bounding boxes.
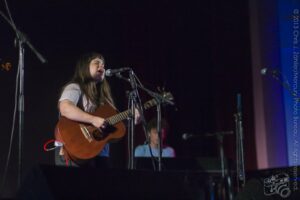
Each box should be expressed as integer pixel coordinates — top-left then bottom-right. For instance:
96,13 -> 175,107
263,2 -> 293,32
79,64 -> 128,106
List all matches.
106,99 -> 158,125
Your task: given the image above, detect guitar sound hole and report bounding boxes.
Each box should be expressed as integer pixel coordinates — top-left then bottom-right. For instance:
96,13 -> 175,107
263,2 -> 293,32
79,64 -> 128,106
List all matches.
93,129 -> 106,140
92,125 -> 116,141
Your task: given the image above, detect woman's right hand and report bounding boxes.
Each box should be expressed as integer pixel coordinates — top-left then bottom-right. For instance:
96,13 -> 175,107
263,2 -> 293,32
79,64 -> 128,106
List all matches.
91,116 -> 106,128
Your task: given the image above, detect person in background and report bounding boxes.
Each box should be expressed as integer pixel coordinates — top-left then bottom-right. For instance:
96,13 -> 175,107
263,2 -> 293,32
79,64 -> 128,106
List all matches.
134,118 -> 175,157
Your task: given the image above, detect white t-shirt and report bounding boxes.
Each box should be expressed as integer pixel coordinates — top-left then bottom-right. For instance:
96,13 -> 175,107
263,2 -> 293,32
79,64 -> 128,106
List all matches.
59,83 -> 97,112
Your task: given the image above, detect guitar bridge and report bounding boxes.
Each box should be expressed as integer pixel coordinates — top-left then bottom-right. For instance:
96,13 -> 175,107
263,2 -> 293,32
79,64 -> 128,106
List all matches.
79,124 -> 93,143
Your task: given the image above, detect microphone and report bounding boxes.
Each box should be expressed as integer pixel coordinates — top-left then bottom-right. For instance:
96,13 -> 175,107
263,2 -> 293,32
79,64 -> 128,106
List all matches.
182,131 -> 234,140
261,67 -> 299,101
182,133 -> 206,140
105,67 -> 131,77
182,133 -> 193,140
260,67 -> 280,78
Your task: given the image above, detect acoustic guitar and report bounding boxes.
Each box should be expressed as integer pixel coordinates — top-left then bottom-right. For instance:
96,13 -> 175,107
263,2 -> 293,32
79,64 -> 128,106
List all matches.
55,92 -> 173,162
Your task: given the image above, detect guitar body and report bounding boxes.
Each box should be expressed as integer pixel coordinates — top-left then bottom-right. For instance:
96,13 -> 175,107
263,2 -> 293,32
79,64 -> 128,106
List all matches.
55,104 -> 126,162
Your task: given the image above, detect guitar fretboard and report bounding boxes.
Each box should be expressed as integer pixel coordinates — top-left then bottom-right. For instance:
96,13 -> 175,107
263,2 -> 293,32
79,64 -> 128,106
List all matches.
106,97 -> 166,125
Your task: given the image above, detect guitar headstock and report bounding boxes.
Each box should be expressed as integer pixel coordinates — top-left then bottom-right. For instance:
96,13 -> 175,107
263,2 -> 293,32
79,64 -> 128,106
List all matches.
143,89 -> 174,109
157,86 -> 174,104
161,91 -> 174,104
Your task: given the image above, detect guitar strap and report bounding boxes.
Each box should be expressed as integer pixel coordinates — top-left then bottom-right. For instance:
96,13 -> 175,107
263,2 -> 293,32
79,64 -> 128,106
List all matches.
77,93 -> 84,110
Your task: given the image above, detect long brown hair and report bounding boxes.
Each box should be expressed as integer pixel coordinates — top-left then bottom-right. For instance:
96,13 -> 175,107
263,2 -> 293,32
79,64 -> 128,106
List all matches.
64,52 -> 114,107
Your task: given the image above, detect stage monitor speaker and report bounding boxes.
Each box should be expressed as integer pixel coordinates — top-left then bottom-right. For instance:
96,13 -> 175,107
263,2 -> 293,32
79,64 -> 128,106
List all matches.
17,165 -> 211,200
135,157 -> 231,174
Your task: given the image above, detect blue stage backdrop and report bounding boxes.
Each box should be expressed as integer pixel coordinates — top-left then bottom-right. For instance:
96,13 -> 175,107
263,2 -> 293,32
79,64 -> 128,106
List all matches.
278,0 -> 300,166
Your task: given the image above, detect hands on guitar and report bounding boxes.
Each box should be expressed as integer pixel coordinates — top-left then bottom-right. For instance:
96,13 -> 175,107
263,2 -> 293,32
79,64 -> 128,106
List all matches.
92,120 -> 116,141
90,116 -> 107,129
55,91 -> 173,161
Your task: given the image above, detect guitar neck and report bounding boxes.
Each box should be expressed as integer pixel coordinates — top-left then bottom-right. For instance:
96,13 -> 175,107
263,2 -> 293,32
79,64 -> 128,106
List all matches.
106,98 -> 158,125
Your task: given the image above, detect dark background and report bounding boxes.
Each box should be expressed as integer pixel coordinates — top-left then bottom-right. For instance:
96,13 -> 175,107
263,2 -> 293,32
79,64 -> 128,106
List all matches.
0,0 -> 255,197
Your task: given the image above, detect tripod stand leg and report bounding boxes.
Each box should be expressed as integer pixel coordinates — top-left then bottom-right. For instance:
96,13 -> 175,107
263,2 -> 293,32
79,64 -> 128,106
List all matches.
225,175 -> 234,200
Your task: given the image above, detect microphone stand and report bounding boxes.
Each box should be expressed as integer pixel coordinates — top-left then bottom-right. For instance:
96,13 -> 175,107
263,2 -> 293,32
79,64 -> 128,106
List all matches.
216,133 -> 225,178
234,93 -> 246,191
0,10 -> 47,189
0,11 -> 47,64
127,71 -> 138,170
156,101 -> 163,171
182,131 -> 234,199
114,73 -> 174,171
216,132 -> 234,200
